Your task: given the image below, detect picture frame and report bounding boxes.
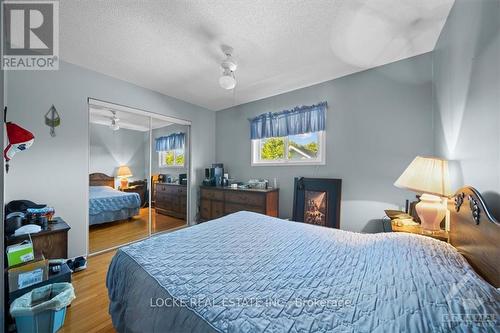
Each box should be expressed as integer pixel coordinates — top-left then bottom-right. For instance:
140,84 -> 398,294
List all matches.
292,177 -> 342,228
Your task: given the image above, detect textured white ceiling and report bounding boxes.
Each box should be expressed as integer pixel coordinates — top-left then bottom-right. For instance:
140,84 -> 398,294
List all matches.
60,0 -> 454,111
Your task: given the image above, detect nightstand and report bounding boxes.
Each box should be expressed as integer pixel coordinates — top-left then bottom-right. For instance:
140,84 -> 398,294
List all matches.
5,217 -> 70,258
121,185 -> 146,206
391,221 -> 449,242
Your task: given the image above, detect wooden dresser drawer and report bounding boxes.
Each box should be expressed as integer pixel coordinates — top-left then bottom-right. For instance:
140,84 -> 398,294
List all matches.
211,201 -> 224,218
199,186 -> 279,222
156,183 -> 167,192
225,192 -> 265,206
200,200 -> 211,219
158,184 -> 183,194
155,183 -> 187,219
225,202 -> 265,215
201,188 -> 224,201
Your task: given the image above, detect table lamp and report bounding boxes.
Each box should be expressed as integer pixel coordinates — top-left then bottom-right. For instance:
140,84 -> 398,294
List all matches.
117,166 -> 132,189
394,156 -> 451,231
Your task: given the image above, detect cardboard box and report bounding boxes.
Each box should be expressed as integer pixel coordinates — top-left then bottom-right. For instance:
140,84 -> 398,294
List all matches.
6,241 -> 35,267
8,255 -> 48,292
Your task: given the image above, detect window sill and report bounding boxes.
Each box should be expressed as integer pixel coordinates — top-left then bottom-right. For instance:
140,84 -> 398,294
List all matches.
251,160 -> 326,167
159,165 -> 185,169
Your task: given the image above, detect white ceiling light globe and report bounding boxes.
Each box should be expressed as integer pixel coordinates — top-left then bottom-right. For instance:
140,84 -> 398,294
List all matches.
110,118 -> 120,131
219,74 -> 236,90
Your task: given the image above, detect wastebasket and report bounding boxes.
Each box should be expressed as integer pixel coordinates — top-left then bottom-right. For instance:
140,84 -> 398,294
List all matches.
10,282 -> 75,333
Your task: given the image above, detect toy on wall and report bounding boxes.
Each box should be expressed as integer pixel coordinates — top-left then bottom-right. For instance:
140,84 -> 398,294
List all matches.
3,107 -> 35,173
45,104 -> 61,137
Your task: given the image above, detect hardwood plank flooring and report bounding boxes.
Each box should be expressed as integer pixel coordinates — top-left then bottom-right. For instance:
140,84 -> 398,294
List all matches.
89,208 -> 185,253
61,208 -> 187,332
63,214 -> 188,333
60,250 -> 116,333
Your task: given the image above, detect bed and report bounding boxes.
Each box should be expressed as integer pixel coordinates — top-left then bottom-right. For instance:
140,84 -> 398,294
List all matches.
89,173 -> 141,226
107,187 -> 500,332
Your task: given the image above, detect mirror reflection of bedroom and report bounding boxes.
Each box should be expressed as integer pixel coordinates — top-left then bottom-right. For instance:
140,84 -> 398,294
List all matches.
151,119 -> 189,234
88,100 -> 189,254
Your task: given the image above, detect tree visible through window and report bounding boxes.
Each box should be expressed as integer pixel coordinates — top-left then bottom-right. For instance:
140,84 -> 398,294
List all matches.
159,149 -> 184,167
253,131 -> 324,165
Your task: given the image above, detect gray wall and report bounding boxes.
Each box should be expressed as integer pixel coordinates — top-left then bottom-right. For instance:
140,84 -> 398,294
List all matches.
90,123 -> 148,187
5,60 -> 215,258
216,54 -> 434,232
1,14 -> 4,327
433,0 -> 500,219
151,123 -> 189,177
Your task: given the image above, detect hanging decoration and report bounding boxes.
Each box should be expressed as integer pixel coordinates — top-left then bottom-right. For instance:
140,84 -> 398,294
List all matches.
45,105 -> 61,137
3,107 -> 35,173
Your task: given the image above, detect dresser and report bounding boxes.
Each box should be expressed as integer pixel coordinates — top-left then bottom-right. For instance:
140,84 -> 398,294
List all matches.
155,183 -> 187,219
199,186 -> 279,221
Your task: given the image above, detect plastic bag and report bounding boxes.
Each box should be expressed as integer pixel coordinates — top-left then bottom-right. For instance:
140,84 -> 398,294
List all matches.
10,283 -> 75,316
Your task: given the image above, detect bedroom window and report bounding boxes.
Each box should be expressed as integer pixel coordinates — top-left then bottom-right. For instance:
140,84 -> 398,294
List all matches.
156,132 -> 186,168
159,149 -> 185,167
250,102 -> 327,166
252,131 -> 325,165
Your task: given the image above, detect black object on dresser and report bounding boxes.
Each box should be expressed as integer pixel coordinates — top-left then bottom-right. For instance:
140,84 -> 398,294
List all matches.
199,186 -> 279,221
155,183 -> 187,219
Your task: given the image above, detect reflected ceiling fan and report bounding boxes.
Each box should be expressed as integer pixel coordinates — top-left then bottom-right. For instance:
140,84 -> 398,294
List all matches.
109,111 -> 120,131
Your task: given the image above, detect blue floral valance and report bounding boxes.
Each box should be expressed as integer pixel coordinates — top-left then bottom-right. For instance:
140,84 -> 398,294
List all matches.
249,102 -> 327,140
155,132 -> 185,152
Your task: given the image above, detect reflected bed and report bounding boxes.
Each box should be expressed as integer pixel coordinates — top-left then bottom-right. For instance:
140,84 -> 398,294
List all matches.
89,173 -> 140,226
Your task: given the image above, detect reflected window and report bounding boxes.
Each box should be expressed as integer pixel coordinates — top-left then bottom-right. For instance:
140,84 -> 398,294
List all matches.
158,149 -> 185,167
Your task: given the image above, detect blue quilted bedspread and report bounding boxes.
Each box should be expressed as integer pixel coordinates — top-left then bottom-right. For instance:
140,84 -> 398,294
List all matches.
107,212 -> 500,333
89,186 -> 140,216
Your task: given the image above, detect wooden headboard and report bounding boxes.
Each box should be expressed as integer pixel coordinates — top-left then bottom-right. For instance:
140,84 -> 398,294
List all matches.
449,186 -> 500,287
89,173 -> 115,188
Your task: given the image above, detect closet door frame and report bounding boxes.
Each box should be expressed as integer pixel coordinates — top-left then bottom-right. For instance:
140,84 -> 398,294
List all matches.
87,98 -> 192,256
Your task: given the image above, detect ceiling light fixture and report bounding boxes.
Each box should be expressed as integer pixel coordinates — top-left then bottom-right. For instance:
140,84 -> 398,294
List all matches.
219,46 -> 237,90
110,111 -> 120,131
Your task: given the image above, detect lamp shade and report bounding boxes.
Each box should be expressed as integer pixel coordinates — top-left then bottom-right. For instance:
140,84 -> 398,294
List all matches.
116,166 -> 132,178
394,156 -> 451,197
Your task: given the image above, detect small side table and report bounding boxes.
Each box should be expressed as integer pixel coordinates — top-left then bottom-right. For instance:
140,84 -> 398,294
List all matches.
5,217 -> 70,259
391,221 -> 449,242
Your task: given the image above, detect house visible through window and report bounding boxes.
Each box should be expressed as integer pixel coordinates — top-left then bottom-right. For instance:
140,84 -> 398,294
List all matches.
252,131 -> 325,165
159,149 -> 185,167
250,102 -> 327,166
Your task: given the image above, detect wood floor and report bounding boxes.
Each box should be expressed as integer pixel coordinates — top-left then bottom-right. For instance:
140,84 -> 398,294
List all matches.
89,208 -> 185,253
60,250 -> 116,333
62,212 -> 188,333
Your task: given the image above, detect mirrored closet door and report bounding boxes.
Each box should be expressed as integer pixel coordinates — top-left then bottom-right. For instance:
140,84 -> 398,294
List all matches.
88,99 -> 190,254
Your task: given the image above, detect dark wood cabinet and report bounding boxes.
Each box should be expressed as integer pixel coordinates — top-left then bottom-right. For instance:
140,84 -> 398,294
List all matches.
155,183 -> 187,220
5,218 -> 70,259
199,186 -> 279,221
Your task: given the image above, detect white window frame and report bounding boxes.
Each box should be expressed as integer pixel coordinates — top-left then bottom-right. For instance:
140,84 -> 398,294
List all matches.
158,149 -> 185,168
251,131 -> 326,166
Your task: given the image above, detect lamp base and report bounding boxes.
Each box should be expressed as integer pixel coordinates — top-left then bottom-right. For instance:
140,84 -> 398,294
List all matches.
416,193 -> 446,231
120,178 -> 129,189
